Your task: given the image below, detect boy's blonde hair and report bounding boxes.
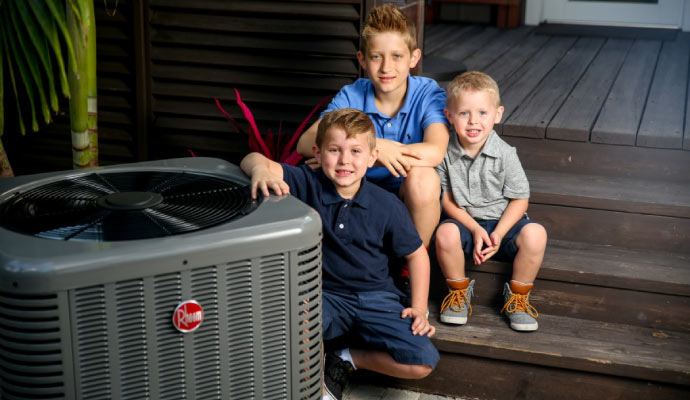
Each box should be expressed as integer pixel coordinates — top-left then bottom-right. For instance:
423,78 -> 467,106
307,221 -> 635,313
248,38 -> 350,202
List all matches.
447,71 -> 501,108
361,4 -> 417,55
316,108 -> 376,150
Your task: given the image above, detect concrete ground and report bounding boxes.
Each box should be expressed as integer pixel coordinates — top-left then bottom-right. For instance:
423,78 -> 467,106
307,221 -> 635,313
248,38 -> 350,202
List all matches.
343,382 -> 471,400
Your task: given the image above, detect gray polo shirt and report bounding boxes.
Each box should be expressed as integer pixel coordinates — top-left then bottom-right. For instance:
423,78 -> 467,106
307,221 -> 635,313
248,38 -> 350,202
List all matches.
436,130 -> 530,220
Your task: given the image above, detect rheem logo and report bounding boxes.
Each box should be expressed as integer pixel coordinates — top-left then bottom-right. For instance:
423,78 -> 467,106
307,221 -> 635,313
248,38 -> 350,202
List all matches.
173,300 -> 203,333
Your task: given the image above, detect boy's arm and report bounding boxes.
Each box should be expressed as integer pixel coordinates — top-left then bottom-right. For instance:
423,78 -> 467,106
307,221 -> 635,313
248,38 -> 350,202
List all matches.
490,198 -> 528,245
240,152 -> 288,199
402,244 -> 435,337
375,122 -> 449,177
296,119 -> 320,158
441,190 -> 493,265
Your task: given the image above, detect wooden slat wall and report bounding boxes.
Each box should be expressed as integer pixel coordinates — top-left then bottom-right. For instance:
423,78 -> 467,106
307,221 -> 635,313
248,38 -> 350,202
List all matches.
4,0 -> 363,176
147,0 -> 362,164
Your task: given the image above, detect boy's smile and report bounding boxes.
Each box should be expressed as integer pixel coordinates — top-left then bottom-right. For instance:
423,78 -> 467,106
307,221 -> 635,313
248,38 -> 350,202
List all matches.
357,32 -> 420,101
445,89 -> 504,156
314,127 -> 378,199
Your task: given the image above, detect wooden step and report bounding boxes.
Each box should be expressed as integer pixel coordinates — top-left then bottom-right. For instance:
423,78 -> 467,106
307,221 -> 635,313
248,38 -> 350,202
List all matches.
356,307 -> 690,400
430,239 -> 690,331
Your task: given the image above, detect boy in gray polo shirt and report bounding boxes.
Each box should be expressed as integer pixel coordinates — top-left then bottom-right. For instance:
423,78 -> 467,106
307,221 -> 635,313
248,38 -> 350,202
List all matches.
434,71 -> 548,331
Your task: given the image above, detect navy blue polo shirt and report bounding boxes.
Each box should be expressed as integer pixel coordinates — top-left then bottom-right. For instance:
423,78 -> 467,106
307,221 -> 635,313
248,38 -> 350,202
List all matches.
282,164 -> 422,294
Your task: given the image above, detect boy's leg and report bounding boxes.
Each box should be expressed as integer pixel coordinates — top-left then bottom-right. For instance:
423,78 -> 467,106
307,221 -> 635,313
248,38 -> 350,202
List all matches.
512,222 -> 547,283
399,167 -> 441,247
435,220 -> 475,325
350,349 -> 431,379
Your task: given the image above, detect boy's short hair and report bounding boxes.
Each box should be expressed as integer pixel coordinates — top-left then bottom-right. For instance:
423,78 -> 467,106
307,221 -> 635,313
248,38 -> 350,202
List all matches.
361,4 -> 417,55
447,71 -> 501,108
316,108 -> 376,150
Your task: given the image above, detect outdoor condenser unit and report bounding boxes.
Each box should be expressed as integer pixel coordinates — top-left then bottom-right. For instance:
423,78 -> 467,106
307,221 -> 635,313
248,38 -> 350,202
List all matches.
0,157 -> 323,400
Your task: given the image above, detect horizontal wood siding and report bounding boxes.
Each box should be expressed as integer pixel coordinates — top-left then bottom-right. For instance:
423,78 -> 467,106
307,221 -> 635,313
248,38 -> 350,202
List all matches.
147,0 -> 362,164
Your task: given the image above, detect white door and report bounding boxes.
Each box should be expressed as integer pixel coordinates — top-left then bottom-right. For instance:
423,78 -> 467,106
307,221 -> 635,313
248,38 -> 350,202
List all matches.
526,0 -> 689,29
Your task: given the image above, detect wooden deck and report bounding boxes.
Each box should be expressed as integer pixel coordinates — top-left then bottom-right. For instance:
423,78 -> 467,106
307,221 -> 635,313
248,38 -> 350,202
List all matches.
423,23 -> 690,151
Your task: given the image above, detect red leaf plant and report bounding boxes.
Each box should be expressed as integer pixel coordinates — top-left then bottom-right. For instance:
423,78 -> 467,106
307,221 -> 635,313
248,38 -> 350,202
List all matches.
215,89 -> 331,165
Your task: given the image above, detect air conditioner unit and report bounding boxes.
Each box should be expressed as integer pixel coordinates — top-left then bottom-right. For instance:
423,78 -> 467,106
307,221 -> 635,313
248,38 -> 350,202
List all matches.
0,157 -> 323,400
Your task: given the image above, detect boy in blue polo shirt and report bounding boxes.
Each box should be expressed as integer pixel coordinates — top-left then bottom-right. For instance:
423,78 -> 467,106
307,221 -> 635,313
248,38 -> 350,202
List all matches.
241,108 -> 438,400
296,4 -> 449,251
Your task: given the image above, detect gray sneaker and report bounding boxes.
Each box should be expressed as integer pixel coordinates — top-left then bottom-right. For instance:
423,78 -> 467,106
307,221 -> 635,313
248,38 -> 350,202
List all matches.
501,281 -> 539,331
440,278 -> 474,325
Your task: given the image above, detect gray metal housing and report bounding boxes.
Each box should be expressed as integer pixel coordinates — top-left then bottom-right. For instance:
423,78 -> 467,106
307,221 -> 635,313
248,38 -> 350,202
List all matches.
0,157 -> 323,400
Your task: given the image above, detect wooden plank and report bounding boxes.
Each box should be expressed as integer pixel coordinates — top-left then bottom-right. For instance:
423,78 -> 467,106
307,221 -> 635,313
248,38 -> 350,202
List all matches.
151,47 -> 359,76
424,25 -> 483,56
462,25 -> 534,71
686,66 -> 690,150
546,38 -> 632,141
482,32 -> 550,84
378,353 -> 690,400
151,28 -> 357,56
152,64 -> 352,92
590,40 -> 661,145
499,36 -> 577,134
503,37 -> 604,138
428,306 -> 690,385
527,203 -> 690,254
464,238 -> 690,296
503,136 -> 690,183
150,0 -> 360,20
151,11 -> 360,38
637,33 -> 690,149
440,26 -> 503,63
526,169 -> 690,218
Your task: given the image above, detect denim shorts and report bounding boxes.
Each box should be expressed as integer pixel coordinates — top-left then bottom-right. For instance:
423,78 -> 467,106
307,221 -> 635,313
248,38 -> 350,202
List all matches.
322,290 -> 440,368
437,216 -> 541,262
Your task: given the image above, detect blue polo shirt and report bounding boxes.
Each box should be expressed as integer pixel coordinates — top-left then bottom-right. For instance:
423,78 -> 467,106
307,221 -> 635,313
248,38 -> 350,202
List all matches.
282,164 -> 423,295
321,75 -> 448,192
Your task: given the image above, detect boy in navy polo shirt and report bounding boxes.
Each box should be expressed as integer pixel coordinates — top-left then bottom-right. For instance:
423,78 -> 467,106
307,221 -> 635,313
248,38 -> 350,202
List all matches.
296,4 -> 449,251
434,71 -> 548,332
241,108 -> 438,400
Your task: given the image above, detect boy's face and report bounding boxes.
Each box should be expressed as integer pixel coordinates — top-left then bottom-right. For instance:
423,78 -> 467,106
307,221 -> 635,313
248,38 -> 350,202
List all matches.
444,89 -> 504,151
313,127 -> 378,199
357,32 -> 421,98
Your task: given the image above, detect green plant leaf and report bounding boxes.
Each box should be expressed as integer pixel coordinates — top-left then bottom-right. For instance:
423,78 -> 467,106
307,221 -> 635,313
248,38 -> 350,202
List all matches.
0,27 -> 4,137
38,0 -> 78,72
0,22 -> 26,136
28,0 -> 72,97
15,0 -> 59,112
9,0 -> 51,125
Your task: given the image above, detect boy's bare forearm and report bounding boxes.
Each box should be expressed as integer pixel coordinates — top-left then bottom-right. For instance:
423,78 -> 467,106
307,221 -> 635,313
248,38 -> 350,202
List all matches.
441,191 -> 481,232
406,245 -> 431,313
296,119 -> 320,157
404,122 -> 449,167
494,198 -> 529,238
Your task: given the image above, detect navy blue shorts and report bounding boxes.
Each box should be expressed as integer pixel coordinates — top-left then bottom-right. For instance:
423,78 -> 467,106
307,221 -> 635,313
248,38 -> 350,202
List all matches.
322,290 -> 440,368
437,216 -> 541,262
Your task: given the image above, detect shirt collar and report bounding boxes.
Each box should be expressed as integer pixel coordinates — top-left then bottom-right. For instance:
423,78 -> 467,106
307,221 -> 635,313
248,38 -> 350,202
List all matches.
448,130 -> 501,162
363,75 -> 413,118
317,170 -> 370,209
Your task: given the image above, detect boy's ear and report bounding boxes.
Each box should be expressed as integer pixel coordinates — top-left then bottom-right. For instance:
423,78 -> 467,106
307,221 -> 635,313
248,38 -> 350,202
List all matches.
312,145 -> 322,163
356,51 -> 367,70
495,106 -> 505,124
368,147 -> 379,168
410,48 -> 422,68
443,108 -> 451,121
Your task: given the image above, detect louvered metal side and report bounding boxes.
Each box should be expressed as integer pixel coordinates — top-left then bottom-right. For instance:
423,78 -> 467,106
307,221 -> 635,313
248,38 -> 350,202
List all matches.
0,246 -> 321,400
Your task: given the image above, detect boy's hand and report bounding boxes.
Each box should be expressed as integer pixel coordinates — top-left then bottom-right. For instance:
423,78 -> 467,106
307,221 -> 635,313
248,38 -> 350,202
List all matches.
376,139 -> 423,178
471,227 -> 493,265
401,307 -> 435,337
304,157 -> 321,170
250,167 -> 290,199
479,232 -> 502,263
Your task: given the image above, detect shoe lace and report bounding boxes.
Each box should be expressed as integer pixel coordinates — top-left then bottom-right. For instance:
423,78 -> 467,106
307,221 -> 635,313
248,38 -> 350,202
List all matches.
501,293 -> 539,318
440,288 -> 472,317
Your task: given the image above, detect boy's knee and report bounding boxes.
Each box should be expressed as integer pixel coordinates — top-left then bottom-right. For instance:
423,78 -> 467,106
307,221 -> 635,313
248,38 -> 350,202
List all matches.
519,223 -> 548,251
435,223 -> 460,250
402,168 -> 440,204
407,364 -> 433,379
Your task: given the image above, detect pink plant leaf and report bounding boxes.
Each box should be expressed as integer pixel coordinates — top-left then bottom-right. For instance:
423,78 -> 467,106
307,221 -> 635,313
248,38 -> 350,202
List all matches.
235,89 -> 272,158
279,95 -> 332,162
283,150 -> 303,166
265,128 -> 276,160
187,149 -> 197,157
215,98 -> 244,134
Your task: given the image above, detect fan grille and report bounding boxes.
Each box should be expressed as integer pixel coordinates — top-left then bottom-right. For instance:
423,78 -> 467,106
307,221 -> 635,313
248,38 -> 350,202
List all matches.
0,171 -> 256,241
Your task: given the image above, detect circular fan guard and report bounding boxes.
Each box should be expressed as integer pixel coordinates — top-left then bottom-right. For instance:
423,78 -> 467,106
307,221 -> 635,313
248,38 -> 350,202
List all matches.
0,170 -> 257,241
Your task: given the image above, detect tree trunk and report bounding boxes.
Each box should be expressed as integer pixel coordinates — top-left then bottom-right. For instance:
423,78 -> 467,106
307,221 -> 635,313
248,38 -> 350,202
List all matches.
68,0 -> 98,169
0,136 -> 14,178
86,0 -> 98,167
